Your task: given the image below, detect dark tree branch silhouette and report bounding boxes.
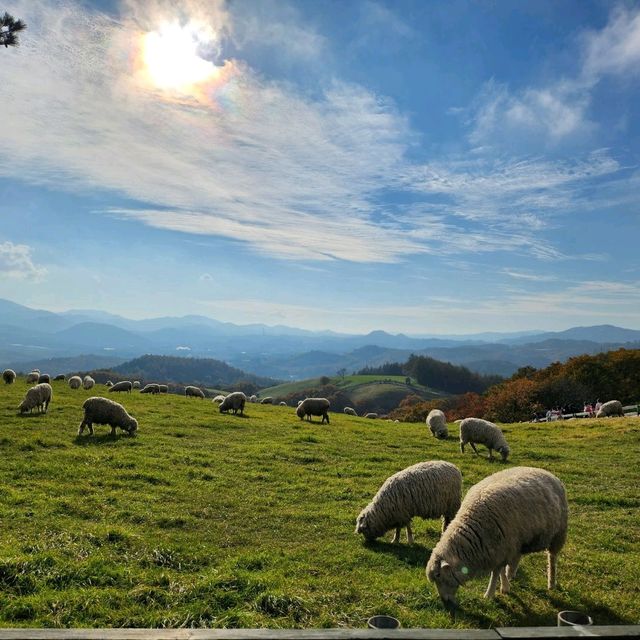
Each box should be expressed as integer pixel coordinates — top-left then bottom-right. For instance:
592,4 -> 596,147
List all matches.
1,12 -> 27,48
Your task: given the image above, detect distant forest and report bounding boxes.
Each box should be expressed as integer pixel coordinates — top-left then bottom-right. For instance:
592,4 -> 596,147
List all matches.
391,348 -> 640,423
358,355 -> 503,394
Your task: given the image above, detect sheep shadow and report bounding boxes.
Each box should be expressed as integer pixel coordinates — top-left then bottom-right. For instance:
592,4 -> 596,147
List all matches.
364,539 -> 431,568
73,432 -> 136,446
17,411 -> 49,418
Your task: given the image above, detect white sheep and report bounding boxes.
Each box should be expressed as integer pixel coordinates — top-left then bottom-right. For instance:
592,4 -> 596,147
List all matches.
185,385 -> 205,398
427,409 -> 448,439
18,383 -> 52,414
26,371 -> 39,384
78,396 -> 138,436
68,376 -> 82,390
219,391 -> 246,415
459,418 -> 510,462
249,395 -> 258,403
596,400 -> 624,418
159,384 -> 168,393
260,397 -> 273,405
106,381 -> 113,387
426,466 -> 568,610
364,412 -> 378,419
53,374 -> 65,381
212,395 -> 226,403
356,461 -> 462,545
140,383 -> 160,394
82,375 -> 95,390
133,381 -> 140,389
37,373 -> 50,384
108,381 -> 132,393
296,398 -> 330,423
2,369 -> 16,384
343,407 -> 357,416
279,401 -> 287,406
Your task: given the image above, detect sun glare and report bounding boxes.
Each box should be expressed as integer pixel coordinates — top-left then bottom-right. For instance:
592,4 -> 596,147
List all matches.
142,22 -> 219,92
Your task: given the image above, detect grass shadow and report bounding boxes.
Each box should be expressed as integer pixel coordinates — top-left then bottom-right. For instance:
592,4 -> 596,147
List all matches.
73,432 -> 135,446
364,539 -> 431,568
17,412 -> 48,418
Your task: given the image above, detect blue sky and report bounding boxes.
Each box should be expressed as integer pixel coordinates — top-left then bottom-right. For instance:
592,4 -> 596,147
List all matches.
0,0 -> 639,334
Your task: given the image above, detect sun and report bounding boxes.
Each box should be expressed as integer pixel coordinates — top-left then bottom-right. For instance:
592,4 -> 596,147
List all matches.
142,22 -> 220,92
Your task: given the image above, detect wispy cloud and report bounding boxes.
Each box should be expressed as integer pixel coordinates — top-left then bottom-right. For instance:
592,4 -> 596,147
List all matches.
502,269 -> 557,282
0,241 -> 46,280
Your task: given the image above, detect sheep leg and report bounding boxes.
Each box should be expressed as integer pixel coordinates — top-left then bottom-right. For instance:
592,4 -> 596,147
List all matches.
484,568 -> 501,598
469,442 -> 479,456
547,551 -> 558,589
391,527 -> 401,544
78,421 -> 86,436
506,556 -> 520,581
110,426 -> 117,436
488,448 -> 494,460
499,566 -> 511,594
406,522 -> 414,545
460,441 -> 465,454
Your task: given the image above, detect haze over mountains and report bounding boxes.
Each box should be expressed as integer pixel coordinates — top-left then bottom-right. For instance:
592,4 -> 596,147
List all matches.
2,298 -> 639,380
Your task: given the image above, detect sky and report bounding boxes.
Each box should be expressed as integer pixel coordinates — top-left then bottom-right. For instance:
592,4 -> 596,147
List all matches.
0,0 -> 639,334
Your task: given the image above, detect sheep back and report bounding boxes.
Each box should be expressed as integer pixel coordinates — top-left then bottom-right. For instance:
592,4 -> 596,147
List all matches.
596,400 -> 624,418
364,412 -> 378,419
460,417 -> 510,461
109,381 -> 133,393
79,397 -> 138,435
140,383 -> 160,394
26,371 -> 39,384
82,376 -> 95,390
260,397 -> 273,404
343,407 -> 357,416
427,466 -> 567,607
296,398 -> 330,423
2,369 -> 16,384
356,461 -> 462,541
219,392 -> 246,415
54,374 -> 65,381
18,383 -> 52,414
68,376 -> 82,389
133,381 -> 140,389
427,409 -> 448,439
185,385 -> 205,398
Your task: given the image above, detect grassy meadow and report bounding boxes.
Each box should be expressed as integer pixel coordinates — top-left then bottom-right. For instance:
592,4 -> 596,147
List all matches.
0,379 -> 639,629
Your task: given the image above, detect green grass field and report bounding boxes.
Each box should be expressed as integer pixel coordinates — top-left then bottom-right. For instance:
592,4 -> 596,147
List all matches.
1,379 -> 639,629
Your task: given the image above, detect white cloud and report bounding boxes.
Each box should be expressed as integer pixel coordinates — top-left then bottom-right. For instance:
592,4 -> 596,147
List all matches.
502,270 -> 557,282
0,241 -> 46,280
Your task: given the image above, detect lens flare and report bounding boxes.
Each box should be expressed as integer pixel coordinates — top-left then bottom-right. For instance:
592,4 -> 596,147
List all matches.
142,22 -> 219,92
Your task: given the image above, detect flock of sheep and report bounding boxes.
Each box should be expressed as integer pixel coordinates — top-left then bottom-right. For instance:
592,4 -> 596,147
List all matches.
1,366 -> 625,612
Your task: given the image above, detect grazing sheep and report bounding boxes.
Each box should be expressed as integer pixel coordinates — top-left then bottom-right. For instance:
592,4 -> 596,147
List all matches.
344,407 -> 357,416
78,397 -> 138,436
37,373 -> 50,384
68,375 -> 82,390
54,374 -> 65,381
249,395 -> 258,403
82,376 -> 95,390
297,400 -> 304,407
296,398 -> 330,423
260,397 -> 273,405
427,409 -> 448,439
219,391 -> 247,415
212,395 -> 226,403
133,381 -> 140,389
185,385 -> 205,399
459,418 -> 510,462
426,466 -> 568,610
109,380 -> 133,393
279,401 -> 287,406
106,381 -> 113,387
364,412 -> 378,419
26,371 -> 39,384
596,400 -> 624,418
18,383 -> 52,414
159,384 -> 168,393
140,383 -> 160,394
2,369 -> 16,384
356,461 -> 462,544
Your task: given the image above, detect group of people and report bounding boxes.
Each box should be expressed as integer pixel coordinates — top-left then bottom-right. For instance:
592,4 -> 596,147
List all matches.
583,400 -> 602,418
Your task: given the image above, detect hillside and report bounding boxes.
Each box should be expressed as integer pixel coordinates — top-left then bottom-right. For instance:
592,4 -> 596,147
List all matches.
259,374 -> 447,415
0,379 -> 638,627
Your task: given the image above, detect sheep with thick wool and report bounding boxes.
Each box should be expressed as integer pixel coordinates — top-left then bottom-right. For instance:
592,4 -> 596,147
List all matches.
343,407 -> 357,416
38,373 -> 50,384
427,409 -> 448,439
68,376 -> 82,389
26,371 -> 39,384
296,398 -> 330,423
109,381 -> 132,393
459,418 -> 510,461
426,466 -> 568,611
185,385 -> 205,398
356,461 -> 462,545
212,395 -> 226,403
219,391 -> 246,415
19,383 -> 52,414
596,400 -> 624,418
133,381 -> 140,389
159,384 -> 168,393
3,369 -> 16,384
54,374 -> 65,381
140,383 -> 160,394
78,397 -> 138,436
260,397 -> 273,405
364,412 -> 378,419
82,376 -> 95,390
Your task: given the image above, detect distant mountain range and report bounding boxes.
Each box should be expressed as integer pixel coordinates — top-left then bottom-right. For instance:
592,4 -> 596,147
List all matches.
2,297 -> 640,379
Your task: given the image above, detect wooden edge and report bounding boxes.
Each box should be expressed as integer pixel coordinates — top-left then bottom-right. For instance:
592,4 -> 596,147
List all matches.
496,625 -> 640,638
